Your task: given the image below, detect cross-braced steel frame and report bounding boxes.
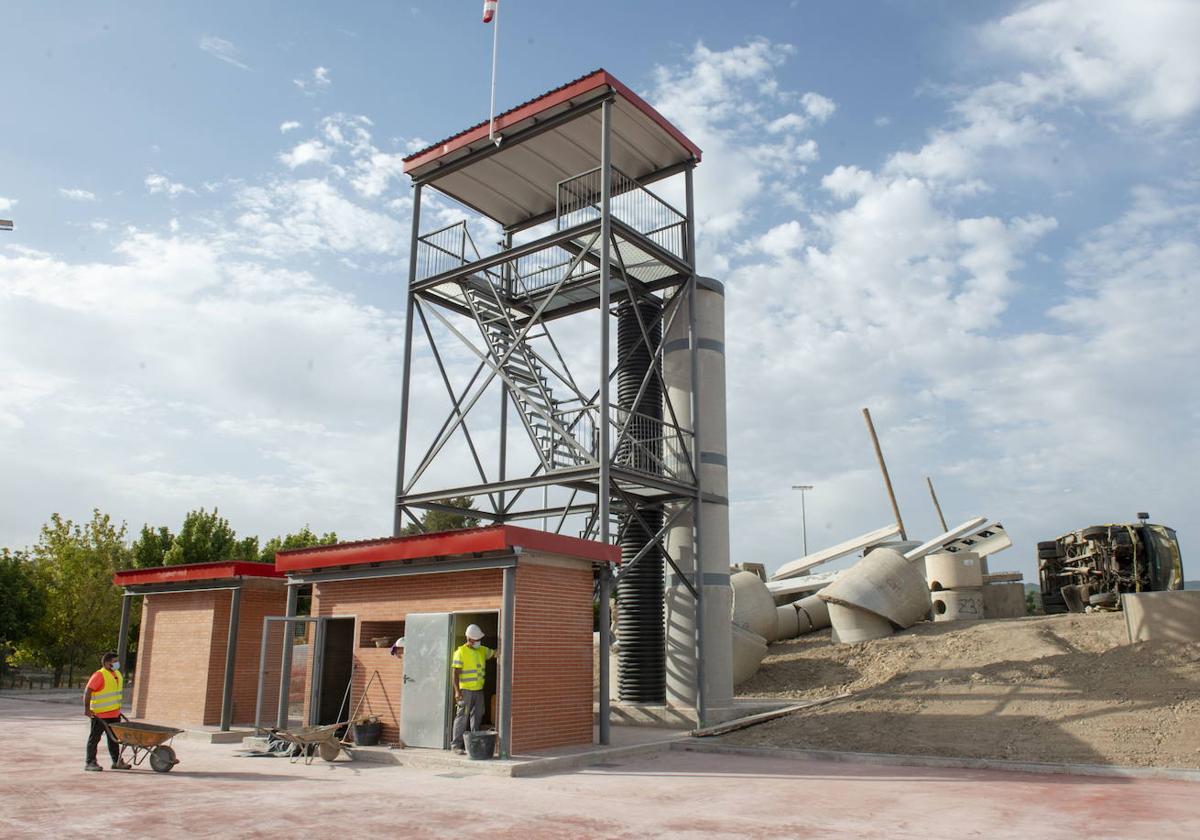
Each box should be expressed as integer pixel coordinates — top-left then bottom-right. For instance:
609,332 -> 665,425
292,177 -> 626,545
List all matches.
394,97 -> 712,737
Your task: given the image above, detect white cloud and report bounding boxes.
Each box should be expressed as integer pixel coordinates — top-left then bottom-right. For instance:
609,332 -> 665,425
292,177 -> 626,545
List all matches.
0,197 -> 15,213
278,140 -> 334,169
59,188 -> 97,202
294,66 -> 332,95
145,173 -> 195,197
981,0 -> 1200,124
801,91 -> 837,123
199,36 -> 250,71
280,121 -> 301,133
234,178 -> 405,258
649,39 -> 833,263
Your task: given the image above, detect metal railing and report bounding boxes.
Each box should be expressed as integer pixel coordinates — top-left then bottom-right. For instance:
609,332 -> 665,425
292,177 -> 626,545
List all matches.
556,166 -> 688,260
415,221 -> 501,283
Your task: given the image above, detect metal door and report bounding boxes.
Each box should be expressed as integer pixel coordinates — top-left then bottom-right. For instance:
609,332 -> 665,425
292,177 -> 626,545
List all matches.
399,612 -> 453,748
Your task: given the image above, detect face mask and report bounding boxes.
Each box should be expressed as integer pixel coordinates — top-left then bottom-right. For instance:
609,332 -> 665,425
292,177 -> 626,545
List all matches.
468,640 -> 480,648
109,662 -> 119,671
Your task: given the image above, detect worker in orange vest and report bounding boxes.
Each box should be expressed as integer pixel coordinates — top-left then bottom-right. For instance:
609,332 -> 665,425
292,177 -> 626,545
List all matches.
83,651 -> 130,771
450,624 -> 497,755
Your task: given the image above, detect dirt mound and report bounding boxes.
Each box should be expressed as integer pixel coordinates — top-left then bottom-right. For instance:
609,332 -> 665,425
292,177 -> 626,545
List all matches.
731,612 -> 1200,768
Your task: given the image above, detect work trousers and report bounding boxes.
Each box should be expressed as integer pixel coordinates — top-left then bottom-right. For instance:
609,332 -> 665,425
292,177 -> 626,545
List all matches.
451,688 -> 485,749
86,716 -> 120,765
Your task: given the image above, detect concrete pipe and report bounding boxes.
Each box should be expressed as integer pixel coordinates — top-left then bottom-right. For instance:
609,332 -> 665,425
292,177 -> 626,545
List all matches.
731,570 -> 779,642
828,602 -> 894,644
931,588 -> 986,622
819,547 -> 931,629
797,593 -> 830,631
983,581 -> 1026,619
794,606 -> 815,635
925,551 -> 984,591
775,604 -> 801,640
662,277 -> 734,710
731,623 -> 769,686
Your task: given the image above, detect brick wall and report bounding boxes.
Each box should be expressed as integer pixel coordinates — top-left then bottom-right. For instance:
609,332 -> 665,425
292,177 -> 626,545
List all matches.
311,569 -> 503,745
509,557 -> 595,753
207,579 -> 288,726
133,591 -> 216,724
133,579 -> 286,727
299,557 -> 596,754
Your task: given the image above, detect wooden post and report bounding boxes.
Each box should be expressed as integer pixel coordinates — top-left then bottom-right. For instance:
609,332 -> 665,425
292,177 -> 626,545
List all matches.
926,475 -> 949,531
862,407 -> 907,540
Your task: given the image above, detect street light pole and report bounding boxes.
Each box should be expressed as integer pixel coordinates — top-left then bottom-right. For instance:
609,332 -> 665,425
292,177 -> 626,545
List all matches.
791,484 -> 813,556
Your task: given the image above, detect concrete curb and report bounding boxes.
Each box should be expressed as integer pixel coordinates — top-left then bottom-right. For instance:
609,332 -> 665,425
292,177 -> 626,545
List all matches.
675,741 -> 1200,783
244,734 -> 684,778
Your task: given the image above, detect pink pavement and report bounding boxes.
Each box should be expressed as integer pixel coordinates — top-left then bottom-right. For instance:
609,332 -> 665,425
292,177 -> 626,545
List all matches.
1,697 -> 1196,839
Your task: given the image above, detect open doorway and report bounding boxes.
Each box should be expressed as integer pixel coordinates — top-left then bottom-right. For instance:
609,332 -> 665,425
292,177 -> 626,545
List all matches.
452,610 -> 500,728
314,617 -> 355,725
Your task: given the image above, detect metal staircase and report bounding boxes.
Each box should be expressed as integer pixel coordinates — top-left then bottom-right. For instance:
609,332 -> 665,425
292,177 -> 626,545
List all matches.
463,284 -> 593,471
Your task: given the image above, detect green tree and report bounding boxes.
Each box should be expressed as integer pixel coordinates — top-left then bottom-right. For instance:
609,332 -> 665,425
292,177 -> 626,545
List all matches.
129,524 -> 174,569
0,548 -> 46,678
259,525 -> 339,564
27,510 -> 129,686
162,508 -> 258,565
399,497 -> 480,535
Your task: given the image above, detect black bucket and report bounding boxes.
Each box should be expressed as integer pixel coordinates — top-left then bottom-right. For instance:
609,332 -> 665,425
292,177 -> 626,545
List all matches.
464,730 -> 496,760
353,721 -> 382,747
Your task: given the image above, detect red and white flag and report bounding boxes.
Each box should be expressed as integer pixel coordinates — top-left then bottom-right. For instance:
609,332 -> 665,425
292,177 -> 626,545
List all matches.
483,0 -> 498,23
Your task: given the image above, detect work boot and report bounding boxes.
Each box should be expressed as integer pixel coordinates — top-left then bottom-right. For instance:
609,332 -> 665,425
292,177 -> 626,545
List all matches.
452,746 -> 466,755
84,762 -> 102,772
112,759 -> 132,770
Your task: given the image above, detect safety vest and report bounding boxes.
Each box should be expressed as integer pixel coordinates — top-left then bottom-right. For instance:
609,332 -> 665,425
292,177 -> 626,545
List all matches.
89,668 -> 123,715
452,643 -> 491,691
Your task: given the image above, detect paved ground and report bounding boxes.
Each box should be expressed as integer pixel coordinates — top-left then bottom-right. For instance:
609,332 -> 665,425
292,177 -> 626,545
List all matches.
2,697 -> 1198,839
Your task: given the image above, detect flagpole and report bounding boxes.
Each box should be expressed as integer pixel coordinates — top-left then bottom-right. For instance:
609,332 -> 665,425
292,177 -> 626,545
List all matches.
488,1 -> 501,146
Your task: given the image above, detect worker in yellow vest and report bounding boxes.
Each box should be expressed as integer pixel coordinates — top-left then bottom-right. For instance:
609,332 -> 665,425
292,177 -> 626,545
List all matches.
450,624 -> 497,755
83,651 -> 130,771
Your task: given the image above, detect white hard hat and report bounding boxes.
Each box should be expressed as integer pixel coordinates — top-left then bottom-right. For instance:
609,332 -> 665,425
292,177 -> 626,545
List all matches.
465,624 -> 485,640
389,637 -> 405,652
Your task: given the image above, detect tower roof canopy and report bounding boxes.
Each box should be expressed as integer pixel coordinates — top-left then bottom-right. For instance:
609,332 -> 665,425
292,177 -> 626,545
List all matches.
403,69 -> 701,229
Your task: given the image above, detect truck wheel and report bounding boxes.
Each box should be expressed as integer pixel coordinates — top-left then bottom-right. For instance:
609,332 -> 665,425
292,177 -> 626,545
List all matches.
1036,541 -> 1059,552
1081,526 -> 1109,541
1038,548 -> 1062,559
1089,592 -> 1119,608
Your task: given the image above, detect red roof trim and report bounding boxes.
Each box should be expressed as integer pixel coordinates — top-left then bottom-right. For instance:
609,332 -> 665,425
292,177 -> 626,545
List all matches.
274,525 -> 619,573
402,69 -> 701,176
113,561 -> 284,587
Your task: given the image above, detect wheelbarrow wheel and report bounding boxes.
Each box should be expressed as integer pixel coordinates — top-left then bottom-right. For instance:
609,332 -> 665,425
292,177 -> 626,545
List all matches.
319,741 -> 340,762
149,745 -> 178,773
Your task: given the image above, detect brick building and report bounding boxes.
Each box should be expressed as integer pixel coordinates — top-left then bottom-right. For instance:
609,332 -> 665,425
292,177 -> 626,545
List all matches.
275,525 -> 616,757
112,562 -> 287,730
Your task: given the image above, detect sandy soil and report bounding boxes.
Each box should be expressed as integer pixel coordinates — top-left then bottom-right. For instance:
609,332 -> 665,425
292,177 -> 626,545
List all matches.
731,612 -> 1200,768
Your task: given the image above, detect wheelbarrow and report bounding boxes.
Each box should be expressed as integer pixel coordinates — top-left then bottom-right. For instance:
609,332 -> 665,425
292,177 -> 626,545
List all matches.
270,723 -> 352,765
100,715 -> 184,773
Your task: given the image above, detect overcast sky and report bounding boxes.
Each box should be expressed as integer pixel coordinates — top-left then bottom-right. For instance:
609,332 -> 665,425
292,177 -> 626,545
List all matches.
2,1 -> 1198,582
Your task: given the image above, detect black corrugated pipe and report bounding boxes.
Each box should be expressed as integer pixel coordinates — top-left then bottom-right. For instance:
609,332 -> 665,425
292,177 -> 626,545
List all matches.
615,297 -> 665,703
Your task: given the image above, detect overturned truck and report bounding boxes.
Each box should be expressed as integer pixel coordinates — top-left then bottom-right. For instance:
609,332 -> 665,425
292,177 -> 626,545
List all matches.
1038,515 -> 1184,613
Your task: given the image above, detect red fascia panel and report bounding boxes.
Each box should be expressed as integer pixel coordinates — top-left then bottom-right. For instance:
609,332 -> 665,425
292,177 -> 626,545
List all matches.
402,69 -> 701,175
112,561 -> 284,587
274,524 -> 619,573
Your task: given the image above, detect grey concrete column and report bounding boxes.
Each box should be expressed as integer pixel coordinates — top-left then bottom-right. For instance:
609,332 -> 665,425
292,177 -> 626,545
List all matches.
663,277 -> 733,713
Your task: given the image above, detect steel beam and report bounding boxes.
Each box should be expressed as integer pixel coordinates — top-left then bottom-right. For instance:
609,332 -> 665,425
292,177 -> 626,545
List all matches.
220,586 -> 242,731
285,554 -> 518,586
116,593 -> 133,672
275,583 -> 299,729
395,183 -> 423,535
499,565 -> 516,759
598,96 -> 613,746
